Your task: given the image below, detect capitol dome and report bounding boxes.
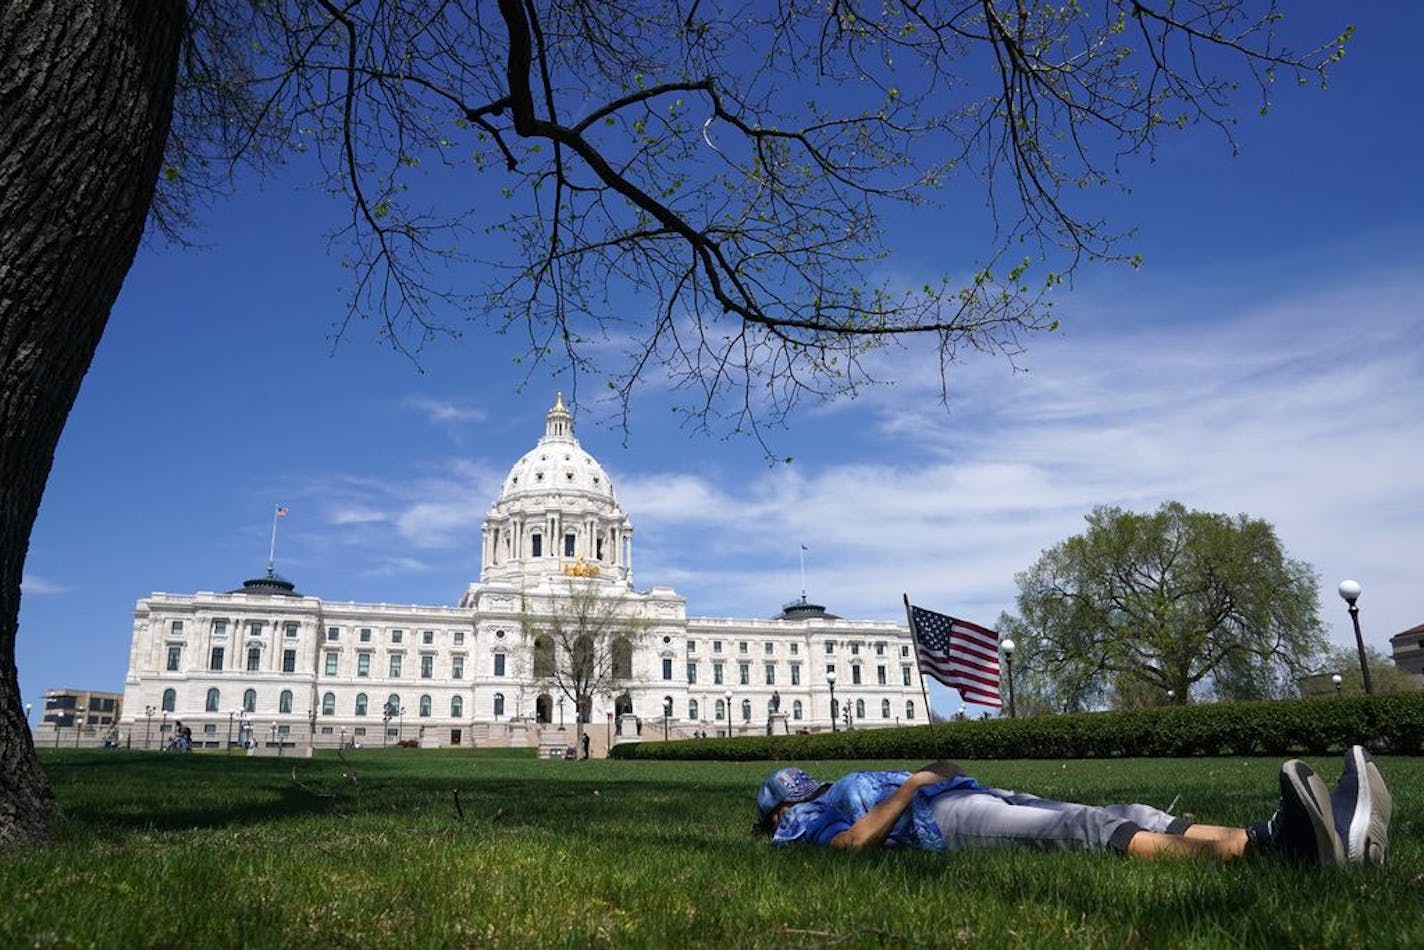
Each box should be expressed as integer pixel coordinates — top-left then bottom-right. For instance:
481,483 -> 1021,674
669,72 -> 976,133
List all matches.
497,393 -> 618,505
477,394 -> 634,588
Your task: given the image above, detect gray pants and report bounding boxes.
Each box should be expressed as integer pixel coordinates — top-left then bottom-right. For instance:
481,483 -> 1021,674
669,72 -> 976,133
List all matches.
930,786 -> 1186,854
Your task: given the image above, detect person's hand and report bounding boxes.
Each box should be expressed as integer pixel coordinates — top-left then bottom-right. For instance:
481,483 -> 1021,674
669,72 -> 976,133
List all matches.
909,760 -> 964,786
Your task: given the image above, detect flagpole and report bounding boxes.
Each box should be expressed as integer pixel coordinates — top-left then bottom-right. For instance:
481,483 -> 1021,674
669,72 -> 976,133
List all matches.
268,506 -> 281,574
903,594 -> 934,727
799,545 -> 807,600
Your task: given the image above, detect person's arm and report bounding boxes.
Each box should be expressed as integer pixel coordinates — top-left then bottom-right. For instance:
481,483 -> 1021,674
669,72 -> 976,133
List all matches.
828,761 -> 965,851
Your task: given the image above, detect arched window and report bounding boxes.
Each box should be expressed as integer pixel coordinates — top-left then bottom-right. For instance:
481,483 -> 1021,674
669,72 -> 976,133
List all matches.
243,688 -> 257,713
532,636 -> 554,678
715,699 -> 726,721
612,637 -> 633,679
882,698 -> 892,719
162,688 -> 176,712
386,694 -> 401,718
322,692 -> 336,716
572,635 -> 593,681
663,696 -> 674,718
205,688 -> 219,712
830,698 -> 840,721
535,693 -> 552,724
493,692 -> 505,717
450,695 -> 463,717
279,690 -> 293,714
419,695 -> 431,717
792,699 -> 803,720
905,700 -> 915,721
355,693 -> 368,716
564,533 -> 576,557
855,699 -> 865,719
689,699 -> 699,720
740,699 -> 752,722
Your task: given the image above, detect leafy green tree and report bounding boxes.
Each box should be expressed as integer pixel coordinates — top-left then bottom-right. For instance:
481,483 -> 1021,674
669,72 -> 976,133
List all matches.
1312,646 -> 1421,696
1003,502 -> 1327,710
1,1 -> 1348,848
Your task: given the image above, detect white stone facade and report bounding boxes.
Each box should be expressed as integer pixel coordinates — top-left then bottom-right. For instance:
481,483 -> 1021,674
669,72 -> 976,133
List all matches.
120,396 -> 926,751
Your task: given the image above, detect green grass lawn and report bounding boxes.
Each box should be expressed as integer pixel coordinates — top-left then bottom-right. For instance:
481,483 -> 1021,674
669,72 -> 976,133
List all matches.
3,750 -> 1419,947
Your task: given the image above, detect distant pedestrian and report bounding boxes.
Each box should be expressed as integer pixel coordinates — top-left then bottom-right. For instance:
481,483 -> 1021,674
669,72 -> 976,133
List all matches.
581,732 -> 591,760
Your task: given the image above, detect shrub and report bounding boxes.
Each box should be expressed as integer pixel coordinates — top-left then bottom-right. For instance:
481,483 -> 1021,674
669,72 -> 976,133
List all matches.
610,693 -> 1424,761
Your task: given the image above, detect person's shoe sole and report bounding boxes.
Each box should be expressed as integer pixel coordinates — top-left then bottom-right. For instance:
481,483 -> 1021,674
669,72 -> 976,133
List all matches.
1283,760 -> 1344,867
1342,746 -> 1392,867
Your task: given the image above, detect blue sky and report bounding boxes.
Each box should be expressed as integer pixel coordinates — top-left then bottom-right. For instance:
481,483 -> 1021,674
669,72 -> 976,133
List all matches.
17,3 -> 1422,720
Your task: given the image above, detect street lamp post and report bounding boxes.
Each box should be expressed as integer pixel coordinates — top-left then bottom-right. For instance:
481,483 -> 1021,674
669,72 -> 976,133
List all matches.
1338,579 -> 1374,695
1332,673 -> 1343,696
73,706 -> 86,749
663,697 -> 672,741
723,689 -> 733,739
826,671 -> 838,733
144,705 -> 155,750
557,696 -> 565,729
382,706 -> 392,748
272,722 -> 282,756
1001,638 -> 1017,719
227,711 -> 236,754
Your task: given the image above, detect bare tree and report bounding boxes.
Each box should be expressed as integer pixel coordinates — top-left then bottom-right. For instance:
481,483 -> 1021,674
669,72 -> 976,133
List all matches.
519,581 -> 648,757
0,1 -> 1348,847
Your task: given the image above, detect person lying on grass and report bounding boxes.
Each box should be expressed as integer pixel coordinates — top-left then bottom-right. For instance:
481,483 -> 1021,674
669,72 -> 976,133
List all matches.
754,746 -> 1391,867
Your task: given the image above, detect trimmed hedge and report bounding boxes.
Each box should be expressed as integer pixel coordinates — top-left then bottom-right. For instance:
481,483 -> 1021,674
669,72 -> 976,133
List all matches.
610,693 -> 1424,761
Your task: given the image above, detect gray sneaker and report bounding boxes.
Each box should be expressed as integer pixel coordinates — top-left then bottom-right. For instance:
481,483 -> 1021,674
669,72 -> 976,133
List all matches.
1278,760 -> 1345,867
1331,745 -> 1392,867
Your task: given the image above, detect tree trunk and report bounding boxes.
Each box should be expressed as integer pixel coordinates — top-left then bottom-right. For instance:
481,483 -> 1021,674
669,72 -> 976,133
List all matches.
0,0 -> 184,850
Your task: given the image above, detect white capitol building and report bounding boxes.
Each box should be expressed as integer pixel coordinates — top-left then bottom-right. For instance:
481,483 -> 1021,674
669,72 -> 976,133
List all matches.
120,396 -> 926,754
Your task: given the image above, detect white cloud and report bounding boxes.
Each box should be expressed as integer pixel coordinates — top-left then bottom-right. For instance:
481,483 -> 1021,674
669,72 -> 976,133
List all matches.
403,395 -> 487,425
21,574 -> 69,596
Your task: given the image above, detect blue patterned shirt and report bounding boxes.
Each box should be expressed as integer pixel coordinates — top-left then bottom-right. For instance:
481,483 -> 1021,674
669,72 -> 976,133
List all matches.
771,770 -> 983,850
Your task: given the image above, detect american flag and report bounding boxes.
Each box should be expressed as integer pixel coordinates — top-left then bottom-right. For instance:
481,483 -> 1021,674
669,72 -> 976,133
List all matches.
906,604 -> 1002,708
275,506 -> 290,517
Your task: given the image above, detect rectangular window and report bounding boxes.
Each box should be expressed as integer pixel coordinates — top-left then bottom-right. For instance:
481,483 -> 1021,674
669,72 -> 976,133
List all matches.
452,656 -> 464,680
283,621 -> 297,638
876,642 -> 886,656
852,666 -> 862,685
210,647 -> 224,671
877,666 -> 887,686
283,649 -> 296,673
421,655 -> 433,679
790,642 -> 799,655
825,642 -> 835,654
166,645 -> 181,671
739,662 -> 750,686
247,647 -> 261,672
713,662 -> 724,685
532,534 -> 542,557
422,630 -> 434,645
564,534 -> 575,557
327,626 -> 340,641
248,621 -> 265,637
851,643 -> 860,655
453,631 -> 465,646
791,664 -> 801,686
713,640 -> 722,653
764,663 -> 775,685
662,657 -> 673,680
902,666 -> 912,686
687,639 -> 697,653
687,661 -> 697,684
357,653 -> 370,677
764,642 -> 774,655
901,645 -> 910,658
389,655 -> 402,678
360,627 -> 372,643
494,654 -> 506,676
171,620 -> 184,636
212,619 -> 227,637
325,652 -> 338,676
391,629 -> 403,644
739,641 -> 749,654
